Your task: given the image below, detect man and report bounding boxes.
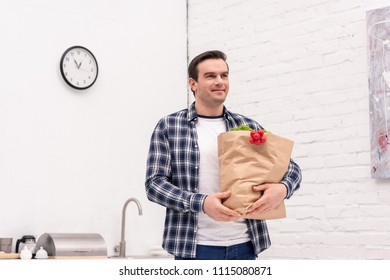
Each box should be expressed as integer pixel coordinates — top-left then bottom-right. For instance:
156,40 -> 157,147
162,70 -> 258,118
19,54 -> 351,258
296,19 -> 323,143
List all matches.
145,50 -> 301,260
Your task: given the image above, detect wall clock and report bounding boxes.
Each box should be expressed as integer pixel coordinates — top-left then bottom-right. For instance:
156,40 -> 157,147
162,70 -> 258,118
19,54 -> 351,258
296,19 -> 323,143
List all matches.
60,46 -> 98,90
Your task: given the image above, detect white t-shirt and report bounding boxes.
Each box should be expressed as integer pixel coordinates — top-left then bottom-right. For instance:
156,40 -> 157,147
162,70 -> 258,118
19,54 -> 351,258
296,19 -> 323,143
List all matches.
196,116 -> 250,246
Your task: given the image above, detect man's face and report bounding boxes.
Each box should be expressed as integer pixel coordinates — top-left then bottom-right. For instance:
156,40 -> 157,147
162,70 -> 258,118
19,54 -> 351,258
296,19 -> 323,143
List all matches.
189,58 -> 229,107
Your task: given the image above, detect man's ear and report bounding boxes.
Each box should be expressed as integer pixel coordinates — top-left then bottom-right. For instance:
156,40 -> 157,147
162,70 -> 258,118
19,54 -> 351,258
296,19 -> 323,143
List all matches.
189,78 -> 197,92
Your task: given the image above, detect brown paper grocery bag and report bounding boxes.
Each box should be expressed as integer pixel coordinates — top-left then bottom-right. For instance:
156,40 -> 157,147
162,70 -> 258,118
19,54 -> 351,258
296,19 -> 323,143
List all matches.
218,130 -> 294,220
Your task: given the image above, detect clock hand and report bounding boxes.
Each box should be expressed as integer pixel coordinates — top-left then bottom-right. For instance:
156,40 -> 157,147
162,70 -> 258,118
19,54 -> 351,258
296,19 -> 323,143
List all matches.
79,67 -> 90,73
74,59 -> 80,68
78,61 -> 82,68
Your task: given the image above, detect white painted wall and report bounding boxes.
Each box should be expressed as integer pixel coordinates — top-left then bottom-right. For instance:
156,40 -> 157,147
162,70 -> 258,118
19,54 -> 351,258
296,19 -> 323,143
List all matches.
0,0 -> 187,256
188,0 -> 390,259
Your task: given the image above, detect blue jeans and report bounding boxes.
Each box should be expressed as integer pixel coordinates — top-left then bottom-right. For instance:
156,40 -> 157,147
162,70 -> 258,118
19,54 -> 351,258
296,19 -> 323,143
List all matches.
174,241 -> 256,260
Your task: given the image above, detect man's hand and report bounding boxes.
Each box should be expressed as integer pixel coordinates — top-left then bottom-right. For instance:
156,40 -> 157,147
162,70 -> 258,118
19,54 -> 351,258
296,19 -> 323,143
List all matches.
246,183 -> 287,214
203,191 -> 242,221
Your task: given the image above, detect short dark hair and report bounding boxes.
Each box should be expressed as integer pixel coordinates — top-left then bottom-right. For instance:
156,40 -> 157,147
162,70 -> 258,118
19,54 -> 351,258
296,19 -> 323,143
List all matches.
188,50 -> 228,81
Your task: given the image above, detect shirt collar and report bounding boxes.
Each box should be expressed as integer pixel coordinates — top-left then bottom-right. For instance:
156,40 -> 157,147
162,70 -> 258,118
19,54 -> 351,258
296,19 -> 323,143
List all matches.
187,102 -> 230,122
187,102 -> 198,122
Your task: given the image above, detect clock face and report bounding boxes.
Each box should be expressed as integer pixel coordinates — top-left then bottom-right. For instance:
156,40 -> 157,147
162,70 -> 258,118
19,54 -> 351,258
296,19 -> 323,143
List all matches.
60,46 -> 98,90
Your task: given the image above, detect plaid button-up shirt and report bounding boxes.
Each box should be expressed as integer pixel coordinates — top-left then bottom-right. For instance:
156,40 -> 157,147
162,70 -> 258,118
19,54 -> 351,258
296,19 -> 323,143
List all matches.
145,102 -> 302,258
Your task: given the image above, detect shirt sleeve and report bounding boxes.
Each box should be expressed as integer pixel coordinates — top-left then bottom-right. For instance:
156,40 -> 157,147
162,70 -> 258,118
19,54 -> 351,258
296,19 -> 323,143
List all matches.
144,119 -> 206,213
279,158 -> 302,199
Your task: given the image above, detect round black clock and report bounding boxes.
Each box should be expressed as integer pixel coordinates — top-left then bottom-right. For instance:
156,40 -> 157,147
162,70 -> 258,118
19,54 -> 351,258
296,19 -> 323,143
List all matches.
60,46 -> 98,90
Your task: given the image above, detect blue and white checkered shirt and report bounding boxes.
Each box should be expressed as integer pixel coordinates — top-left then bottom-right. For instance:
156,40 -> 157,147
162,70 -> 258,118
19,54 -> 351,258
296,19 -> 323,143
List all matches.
145,102 -> 302,258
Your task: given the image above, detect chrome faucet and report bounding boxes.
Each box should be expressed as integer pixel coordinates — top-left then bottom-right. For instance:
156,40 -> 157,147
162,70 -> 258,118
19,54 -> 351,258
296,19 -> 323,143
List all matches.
119,198 -> 143,258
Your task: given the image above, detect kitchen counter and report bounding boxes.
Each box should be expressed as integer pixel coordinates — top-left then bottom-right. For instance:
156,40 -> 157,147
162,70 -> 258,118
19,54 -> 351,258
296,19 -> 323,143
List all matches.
109,254 -> 173,260
0,253 -> 20,259
1,254 -> 173,260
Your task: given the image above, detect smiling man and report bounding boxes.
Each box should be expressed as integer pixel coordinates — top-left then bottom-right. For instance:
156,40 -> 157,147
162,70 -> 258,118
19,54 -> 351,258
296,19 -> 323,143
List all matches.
188,57 -> 229,115
145,50 -> 302,260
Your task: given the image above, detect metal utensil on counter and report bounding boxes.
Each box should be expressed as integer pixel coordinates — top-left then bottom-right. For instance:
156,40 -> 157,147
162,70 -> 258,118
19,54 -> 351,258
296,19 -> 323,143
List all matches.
0,237 -> 13,253
35,233 -> 107,258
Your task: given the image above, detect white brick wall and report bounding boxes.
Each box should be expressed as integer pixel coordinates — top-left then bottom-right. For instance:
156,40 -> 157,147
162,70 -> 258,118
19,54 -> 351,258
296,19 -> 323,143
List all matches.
188,0 -> 390,259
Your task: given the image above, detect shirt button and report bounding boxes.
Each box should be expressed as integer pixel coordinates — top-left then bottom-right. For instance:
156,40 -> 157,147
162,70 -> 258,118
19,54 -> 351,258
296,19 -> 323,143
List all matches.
195,166 -> 198,169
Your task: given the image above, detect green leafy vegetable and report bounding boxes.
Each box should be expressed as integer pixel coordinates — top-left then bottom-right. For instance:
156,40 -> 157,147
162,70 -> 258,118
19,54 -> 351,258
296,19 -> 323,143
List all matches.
230,125 -> 254,131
